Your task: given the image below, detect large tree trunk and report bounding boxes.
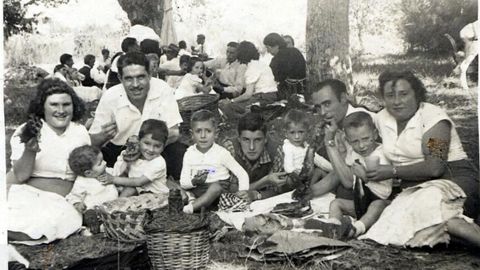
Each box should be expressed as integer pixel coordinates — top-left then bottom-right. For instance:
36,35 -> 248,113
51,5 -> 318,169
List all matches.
118,0 -> 165,37
306,0 -> 353,97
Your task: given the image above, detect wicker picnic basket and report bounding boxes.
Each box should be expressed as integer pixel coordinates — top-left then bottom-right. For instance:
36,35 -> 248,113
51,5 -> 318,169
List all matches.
96,207 -> 149,243
146,229 -> 210,270
177,94 -> 220,136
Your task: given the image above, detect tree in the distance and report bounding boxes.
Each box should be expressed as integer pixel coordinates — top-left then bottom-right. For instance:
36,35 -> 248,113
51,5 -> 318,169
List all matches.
306,0 -> 353,97
4,0 -> 70,40
117,0 -> 165,38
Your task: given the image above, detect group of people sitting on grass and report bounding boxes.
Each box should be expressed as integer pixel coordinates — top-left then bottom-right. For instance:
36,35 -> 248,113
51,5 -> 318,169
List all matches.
6,31 -> 480,253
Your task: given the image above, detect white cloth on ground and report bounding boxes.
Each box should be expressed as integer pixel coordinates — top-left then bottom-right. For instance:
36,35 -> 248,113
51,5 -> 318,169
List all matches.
8,184 -> 82,245
216,191 -> 335,230
359,179 -> 468,247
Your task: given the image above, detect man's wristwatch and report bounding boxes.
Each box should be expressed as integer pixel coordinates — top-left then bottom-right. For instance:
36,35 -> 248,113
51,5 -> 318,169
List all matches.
255,191 -> 262,201
327,139 -> 336,147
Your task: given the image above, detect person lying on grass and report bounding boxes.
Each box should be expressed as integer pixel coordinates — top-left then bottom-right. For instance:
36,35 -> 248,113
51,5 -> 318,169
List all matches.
99,119 -> 170,198
180,110 -> 249,213
314,111 -> 391,239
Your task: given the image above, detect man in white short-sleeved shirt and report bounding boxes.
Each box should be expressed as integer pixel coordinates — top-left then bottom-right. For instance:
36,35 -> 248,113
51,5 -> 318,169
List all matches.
89,51 -> 187,179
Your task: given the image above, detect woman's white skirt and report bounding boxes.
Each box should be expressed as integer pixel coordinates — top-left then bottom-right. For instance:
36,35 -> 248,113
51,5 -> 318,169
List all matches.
359,179 -> 470,247
8,184 -> 82,245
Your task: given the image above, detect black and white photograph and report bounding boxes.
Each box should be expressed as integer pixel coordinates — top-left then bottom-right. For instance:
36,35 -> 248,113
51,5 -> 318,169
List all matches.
3,0 -> 480,269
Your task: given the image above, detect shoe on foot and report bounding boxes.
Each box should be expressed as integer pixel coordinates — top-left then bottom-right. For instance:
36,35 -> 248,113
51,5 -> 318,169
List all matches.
303,219 -> 344,239
339,215 -> 357,239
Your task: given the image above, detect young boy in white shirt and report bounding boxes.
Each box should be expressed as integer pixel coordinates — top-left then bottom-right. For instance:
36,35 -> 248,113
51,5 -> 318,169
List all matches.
180,110 -> 249,213
325,111 -> 392,238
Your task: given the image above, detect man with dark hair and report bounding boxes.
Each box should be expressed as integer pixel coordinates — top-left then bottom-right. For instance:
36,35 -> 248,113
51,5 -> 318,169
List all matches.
221,112 -> 293,201
104,37 -> 141,90
205,42 -> 246,99
89,51 -> 187,179
60,53 -> 74,68
79,54 -> 105,87
140,39 -> 161,57
309,79 -> 376,200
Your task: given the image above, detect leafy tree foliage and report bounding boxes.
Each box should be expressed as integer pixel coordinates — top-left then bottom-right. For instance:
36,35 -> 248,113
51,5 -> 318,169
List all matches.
4,0 -> 70,40
401,0 -> 477,53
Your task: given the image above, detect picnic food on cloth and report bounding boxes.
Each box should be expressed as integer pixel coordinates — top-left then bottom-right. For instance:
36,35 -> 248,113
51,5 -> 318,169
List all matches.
243,214 -> 295,235
19,114 -> 42,144
218,193 -> 250,212
123,135 -> 141,162
271,201 -> 313,218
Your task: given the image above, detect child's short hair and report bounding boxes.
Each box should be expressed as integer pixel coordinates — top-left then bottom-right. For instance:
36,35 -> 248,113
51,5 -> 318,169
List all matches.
191,109 -> 217,128
187,57 -> 203,73
53,64 -> 65,73
284,109 -> 309,128
179,55 -> 191,66
237,112 -> 266,135
138,119 -> 169,145
68,145 -> 100,176
343,112 -> 376,131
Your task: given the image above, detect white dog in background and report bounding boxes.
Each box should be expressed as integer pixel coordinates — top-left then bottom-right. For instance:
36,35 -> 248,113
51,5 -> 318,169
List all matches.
458,20 -> 478,90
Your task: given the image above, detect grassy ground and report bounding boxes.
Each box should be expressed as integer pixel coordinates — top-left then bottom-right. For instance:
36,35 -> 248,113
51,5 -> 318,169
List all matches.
4,54 -> 480,269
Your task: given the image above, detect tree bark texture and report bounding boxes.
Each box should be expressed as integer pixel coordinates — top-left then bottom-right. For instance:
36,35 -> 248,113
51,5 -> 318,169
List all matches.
306,0 -> 353,96
118,0 -> 165,37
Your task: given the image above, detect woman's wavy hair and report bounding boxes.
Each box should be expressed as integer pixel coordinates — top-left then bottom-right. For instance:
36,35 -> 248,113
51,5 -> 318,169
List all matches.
236,41 -> 260,64
378,70 -> 426,104
263,33 -> 287,49
27,78 -> 86,121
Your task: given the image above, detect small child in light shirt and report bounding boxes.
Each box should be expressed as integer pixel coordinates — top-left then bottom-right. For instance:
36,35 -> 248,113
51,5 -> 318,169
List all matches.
167,54 -> 190,89
282,109 -> 333,175
175,57 -> 213,100
66,145 -> 118,213
180,110 -> 249,213
328,111 -> 392,238
101,119 -> 170,197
